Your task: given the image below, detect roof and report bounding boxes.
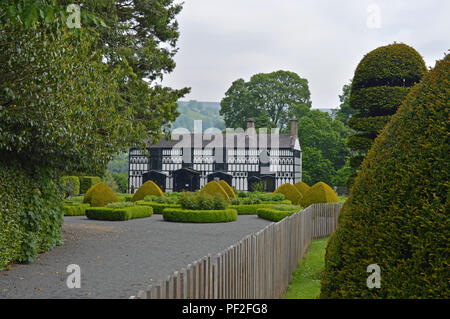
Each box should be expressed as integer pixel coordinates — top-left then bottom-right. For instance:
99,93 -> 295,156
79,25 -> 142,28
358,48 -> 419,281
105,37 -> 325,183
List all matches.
145,133 -> 299,149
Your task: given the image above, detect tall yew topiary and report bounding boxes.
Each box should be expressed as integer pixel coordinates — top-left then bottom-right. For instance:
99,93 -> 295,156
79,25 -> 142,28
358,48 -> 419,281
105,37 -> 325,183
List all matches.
320,55 -> 449,298
347,43 -> 427,186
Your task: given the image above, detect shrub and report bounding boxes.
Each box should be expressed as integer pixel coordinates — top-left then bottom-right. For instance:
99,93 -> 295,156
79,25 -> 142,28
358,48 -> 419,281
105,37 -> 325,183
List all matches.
0,158 -> 63,268
136,201 -> 182,214
162,208 -> 238,223
199,181 -> 230,201
83,182 -> 119,207
179,192 -> 228,210
132,180 -> 164,202
79,176 -> 101,194
273,183 -> 303,205
63,204 -> 90,216
144,194 -> 179,204
300,182 -> 338,208
347,43 -> 427,177
294,181 -> 310,196
105,202 -> 135,209
257,206 -> 301,222
116,194 -> 134,202
219,180 -> 237,199
86,206 -> 153,221
59,176 -> 80,197
230,204 -> 282,215
320,55 -> 449,298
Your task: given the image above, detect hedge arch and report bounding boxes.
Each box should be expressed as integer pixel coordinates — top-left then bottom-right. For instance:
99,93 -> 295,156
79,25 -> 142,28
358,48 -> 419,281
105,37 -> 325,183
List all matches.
200,181 -> 230,201
83,182 -> 118,207
294,181 -> 310,196
273,183 -> 303,205
347,43 -> 427,182
300,182 -> 338,208
321,55 -> 449,298
132,180 -> 165,202
219,180 -> 237,199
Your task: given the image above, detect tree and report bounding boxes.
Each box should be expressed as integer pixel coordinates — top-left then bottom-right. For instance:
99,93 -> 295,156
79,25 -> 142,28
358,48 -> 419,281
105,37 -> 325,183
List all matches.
321,55 -> 449,298
333,80 -> 357,125
346,43 -> 427,177
220,70 -> 311,130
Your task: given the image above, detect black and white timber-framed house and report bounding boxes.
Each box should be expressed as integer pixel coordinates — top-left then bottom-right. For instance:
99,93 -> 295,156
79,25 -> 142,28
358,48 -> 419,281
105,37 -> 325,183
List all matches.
128,118 -> 302,193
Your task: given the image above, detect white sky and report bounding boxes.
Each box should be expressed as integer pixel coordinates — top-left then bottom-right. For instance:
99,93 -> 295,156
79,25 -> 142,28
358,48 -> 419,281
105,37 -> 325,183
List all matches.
161,0 -> 450,109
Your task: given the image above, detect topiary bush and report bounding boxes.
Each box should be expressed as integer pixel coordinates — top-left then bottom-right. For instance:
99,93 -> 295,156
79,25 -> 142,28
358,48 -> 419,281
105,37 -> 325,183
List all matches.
86,206 -> 153,221
219,180 -> 237,199
257,206 -> 301,222
347,43 -> 427,181
63,202 -> 90,216
300,182 -> 338,208
162,208 -> 238,223
199,181 -> 230,201
320,55 -> 449,298
79,176 -> 101,194
179,192 -> 228,210
59,176 -> 80,198
273,183 -> 303,205
83,182 -> 119,207
294,181 -> 310,196
136,201 -> 182,214
131,180 -> 164,202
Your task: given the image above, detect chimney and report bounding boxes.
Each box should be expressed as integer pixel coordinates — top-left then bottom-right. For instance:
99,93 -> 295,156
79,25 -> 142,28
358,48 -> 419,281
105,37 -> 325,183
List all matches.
290,117 -> 298,139
247,118 -> 256,135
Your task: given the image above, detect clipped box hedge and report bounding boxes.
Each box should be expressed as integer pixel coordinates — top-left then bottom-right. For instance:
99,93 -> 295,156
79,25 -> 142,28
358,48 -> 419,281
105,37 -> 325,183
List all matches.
60,176 -> 80,197
63,203 -> 90,216
162,208 -> 238,223
85,206 -> 153,221
136,201 -> 182,214
257,208 -> 300,222
79,176 -> 101,194
229,203 -> 290,215
348,115 -> 392,134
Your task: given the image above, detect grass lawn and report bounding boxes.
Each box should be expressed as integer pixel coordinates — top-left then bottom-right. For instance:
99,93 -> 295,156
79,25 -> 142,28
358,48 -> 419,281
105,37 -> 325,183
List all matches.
282,237 -> 329,299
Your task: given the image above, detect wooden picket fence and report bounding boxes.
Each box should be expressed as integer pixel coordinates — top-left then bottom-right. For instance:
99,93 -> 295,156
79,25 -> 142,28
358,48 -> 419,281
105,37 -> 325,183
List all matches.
133,203 -> 342,299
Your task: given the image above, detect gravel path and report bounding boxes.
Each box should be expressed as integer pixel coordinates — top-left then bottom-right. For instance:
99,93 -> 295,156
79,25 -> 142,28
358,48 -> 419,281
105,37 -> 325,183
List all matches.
0,215 -> 272,299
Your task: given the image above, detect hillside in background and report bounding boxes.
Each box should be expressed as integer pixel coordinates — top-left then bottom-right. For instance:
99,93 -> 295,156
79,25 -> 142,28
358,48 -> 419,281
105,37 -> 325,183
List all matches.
172,100 -> 225,131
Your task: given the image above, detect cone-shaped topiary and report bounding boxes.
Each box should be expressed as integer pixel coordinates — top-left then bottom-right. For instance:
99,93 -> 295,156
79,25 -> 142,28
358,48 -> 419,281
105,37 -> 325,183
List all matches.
219,180 -> 237,199
347,43 -> 427,186
300,182 -> 338,208
83,182 -> 118,207
132,180 -> 165,202
273,183 -> 303,205
320,55 -> 449,298
294,181 -> 310,196
200,181 -> 230,201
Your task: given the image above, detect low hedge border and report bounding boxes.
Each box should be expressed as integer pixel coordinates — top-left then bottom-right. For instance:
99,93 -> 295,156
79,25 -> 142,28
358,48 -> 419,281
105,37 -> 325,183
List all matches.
85,206 -> 153,221
63,203 -> 90,216
229,204 -> 279,215
135,201 -> 182,214
162,208 -> 238,223
257,208 -> 300,222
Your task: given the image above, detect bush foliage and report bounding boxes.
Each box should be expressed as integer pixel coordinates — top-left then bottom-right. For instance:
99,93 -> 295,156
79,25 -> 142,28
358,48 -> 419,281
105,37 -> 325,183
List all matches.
294,181 -> 310,196
63,203 -> 90,216
273,183 -> 303,205
86,206 -> 153,221
321,55 -> 449,298
83,182 -> 118,207
199,181 -> 230,201
300,182 -> 338,208
59,176 -> 80,198
257,205 -> 301,222
136,201 -> 182,214
219,180 -> 237,199
79,176 -> 101,194
132,180 -> 164,202
162,208 -> 238,223
179,193 -> 228,210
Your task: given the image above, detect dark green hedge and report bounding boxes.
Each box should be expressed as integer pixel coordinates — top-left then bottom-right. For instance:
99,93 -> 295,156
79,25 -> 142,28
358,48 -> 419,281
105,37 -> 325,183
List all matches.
348,115 -> 392,134
136,201 -> 182,214
349,155 -> 365,169
79,176 -> 101,194
229,203 -> 289,215
321,55 -> 449,298
60,176 -> 80,197
63,203 -> 90,216
346,134 -> 374,152
349,86 -> 411,116
162,208 -> 238,223
352,43 -> 427,89
86,206 -> 153,221
0,157 -> 63,268
257,208 -> 298,222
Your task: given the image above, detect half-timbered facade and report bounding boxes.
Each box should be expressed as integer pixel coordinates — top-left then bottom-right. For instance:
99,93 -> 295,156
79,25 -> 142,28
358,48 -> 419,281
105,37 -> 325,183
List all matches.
128,118 -> 302,193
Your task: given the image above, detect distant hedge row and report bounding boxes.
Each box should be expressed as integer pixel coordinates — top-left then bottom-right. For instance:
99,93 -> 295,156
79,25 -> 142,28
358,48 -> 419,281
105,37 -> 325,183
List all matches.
162,208 -> 238,223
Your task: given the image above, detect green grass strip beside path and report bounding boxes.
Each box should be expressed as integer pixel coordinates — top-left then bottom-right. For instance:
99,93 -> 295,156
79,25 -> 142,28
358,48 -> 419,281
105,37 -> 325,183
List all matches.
283,237 -> 329,299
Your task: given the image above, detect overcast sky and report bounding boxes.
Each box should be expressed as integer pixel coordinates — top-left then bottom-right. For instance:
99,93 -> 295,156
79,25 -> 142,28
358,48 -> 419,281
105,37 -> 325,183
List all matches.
161,0 -> 449,109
